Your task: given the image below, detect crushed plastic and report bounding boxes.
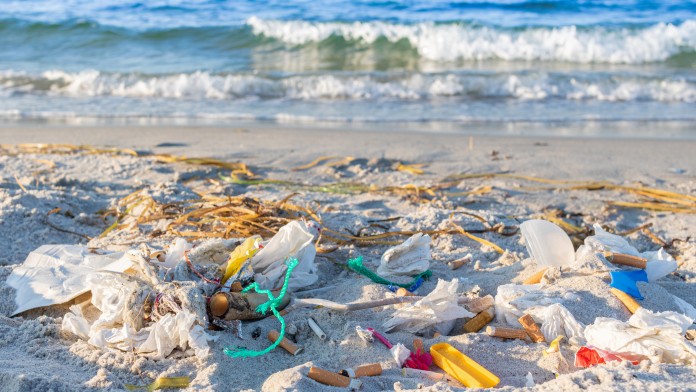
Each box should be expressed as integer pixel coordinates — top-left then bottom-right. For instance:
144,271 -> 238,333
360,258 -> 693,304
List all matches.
584,307 -> 696,365
384,279 -> 474,334
540,304 -> 585,344
377,233 -> 431,276
8,245 -> 132,316
251,221 -> 318,290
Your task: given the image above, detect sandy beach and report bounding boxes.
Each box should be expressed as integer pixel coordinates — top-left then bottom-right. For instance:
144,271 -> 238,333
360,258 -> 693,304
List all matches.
0,124 -> 694,391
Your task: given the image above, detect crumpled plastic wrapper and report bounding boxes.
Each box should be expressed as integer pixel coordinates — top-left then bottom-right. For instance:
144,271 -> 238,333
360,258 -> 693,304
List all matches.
11,242 -> 214,359
540,303 -> 586,344
383,278 -> 474,334
378,233 -> 431,277
251,220 -> 319,290
584,307 -> 696,365
494,283 -> 578,326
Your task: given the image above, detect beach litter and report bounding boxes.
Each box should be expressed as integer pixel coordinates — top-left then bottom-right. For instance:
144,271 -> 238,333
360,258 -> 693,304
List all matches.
430,342 -> 500,388
383,279 -> 475,335
377,232 -> 431,276
5,143 -> 696,390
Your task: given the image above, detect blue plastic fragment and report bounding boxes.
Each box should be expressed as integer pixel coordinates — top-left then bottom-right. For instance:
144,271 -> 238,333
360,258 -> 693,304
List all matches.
610,270 -> 648,300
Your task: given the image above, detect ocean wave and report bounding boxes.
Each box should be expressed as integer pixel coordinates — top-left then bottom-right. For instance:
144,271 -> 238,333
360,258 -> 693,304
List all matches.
246,17 -> 696,64
1,70 -> 695,103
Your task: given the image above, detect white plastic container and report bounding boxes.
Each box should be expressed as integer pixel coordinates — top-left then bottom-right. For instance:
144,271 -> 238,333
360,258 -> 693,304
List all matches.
520,219 -> 574,268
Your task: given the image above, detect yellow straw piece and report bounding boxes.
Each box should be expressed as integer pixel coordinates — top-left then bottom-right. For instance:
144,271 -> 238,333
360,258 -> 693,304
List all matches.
543,336 -> 564,356
222,236 -> 261,284
125,376 -> 190,392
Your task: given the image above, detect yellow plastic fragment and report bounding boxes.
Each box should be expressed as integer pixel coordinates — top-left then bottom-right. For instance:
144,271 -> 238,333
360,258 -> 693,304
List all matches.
543,336 -> 564,356
430,342 -> 500,388
221,236 -> 261,284
125,376 -> 190,392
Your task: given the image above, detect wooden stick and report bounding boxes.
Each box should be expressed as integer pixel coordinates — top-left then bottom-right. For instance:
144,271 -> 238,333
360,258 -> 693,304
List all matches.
463,308 -> 494,333
610,288 -> 641,314
486,326 -> 528,340
518,314 -> 545,343
288,296 -> 486,312
523,268 -> 548,285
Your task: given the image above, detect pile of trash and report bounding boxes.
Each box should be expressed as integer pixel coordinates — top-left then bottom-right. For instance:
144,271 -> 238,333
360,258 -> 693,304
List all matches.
7,213 -> 695,389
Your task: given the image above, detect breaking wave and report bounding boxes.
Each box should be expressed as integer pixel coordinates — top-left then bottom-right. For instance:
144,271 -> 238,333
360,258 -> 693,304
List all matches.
247,17 -> 696,64
1,69 -> 695,103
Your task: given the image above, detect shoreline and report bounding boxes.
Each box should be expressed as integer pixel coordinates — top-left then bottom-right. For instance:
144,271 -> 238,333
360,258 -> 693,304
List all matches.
1,119 -> 696,141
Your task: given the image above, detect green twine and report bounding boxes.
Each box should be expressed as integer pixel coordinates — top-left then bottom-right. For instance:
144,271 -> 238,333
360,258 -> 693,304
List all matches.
223,258 -> 299,358
347,256 -> 432,289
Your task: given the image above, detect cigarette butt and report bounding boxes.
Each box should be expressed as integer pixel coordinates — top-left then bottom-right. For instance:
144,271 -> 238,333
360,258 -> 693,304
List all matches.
308,367 -> 362,389
413,338 -> 424,353
462,295 -> 495,314
268,329 -> 303,355
433,332 -> 442,338
604,252 -> 647,269
518,314 -> 545,343
307,317 -> 327,340
340,363 -> 382,378
463,308 -> 494,333
449,255 -> 471,270
209,292 -> 228,317
611,288 -> 641,314
396,288 -> 415,297
686,330 -> 696,341
523,268 -> 548,285
279,309 -> 290,316
486,326 -> 528,340
230,281 -> 243,292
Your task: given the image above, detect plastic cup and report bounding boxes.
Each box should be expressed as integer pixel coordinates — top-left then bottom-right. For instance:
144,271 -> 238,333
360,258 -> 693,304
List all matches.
520,219 -> 574,268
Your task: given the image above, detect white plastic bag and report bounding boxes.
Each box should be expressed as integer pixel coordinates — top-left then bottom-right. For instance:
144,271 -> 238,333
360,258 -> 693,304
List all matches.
62,271 -> 213,359
252,220 -> 319,290
584,307 -> 696,365
383,279 -> 474,333
540,303 -> 585,343
494,284 -> 568,326
378,233 -> 431,276
8,245 -> 132,315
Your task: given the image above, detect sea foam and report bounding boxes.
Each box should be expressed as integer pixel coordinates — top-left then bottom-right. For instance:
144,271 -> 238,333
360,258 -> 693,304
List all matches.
2,69 -> 694,103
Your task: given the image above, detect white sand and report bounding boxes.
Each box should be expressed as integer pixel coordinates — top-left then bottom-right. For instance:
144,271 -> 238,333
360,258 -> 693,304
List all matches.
0,125 -> 694,391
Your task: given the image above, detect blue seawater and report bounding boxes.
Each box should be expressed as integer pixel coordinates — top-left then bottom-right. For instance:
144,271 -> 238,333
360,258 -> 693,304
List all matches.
0,1 -> 695,133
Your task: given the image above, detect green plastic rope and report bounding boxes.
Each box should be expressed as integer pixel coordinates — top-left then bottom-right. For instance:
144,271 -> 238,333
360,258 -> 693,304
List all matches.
347,256 -> 432,288
223,258 -> 299,358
